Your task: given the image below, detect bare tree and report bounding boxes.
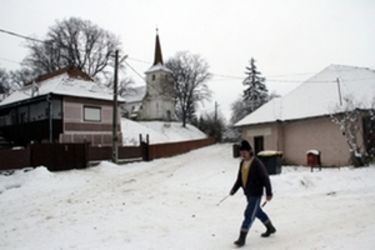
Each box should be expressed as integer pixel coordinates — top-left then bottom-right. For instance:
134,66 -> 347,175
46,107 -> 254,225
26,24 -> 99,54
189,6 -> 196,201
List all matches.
22,17 -> 121,79
0,68 -> 33,99
364,98 -> 375,162
104,76 -> 135,97
9,68 -> 37,88
0,68 -> 10,97
165,51 -> 212,127
230,97 -> 252,125
331,97 -> 365,167
196,111 -> 226,142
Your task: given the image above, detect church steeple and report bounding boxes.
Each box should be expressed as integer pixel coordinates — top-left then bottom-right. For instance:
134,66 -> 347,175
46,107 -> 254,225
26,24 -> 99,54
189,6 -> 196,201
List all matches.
153,28 -> 164,65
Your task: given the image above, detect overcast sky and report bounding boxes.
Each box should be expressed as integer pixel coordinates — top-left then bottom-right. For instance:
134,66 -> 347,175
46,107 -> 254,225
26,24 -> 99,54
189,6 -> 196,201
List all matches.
1,0 -> 374,120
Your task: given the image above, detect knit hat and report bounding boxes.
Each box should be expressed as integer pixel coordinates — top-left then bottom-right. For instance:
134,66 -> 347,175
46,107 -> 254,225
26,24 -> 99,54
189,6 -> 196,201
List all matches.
239,140 -> 252,151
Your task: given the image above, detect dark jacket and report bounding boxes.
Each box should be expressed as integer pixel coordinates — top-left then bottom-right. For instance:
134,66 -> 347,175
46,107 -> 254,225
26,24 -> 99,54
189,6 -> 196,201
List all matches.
231,157 -> 273,197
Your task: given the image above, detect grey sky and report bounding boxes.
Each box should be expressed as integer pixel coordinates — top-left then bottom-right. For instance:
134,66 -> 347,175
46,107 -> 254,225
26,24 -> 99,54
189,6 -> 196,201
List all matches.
1,0 -> 374,120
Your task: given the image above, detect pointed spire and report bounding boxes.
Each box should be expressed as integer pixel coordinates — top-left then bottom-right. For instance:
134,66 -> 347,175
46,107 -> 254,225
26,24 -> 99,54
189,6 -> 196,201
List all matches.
153,28 -> 164,65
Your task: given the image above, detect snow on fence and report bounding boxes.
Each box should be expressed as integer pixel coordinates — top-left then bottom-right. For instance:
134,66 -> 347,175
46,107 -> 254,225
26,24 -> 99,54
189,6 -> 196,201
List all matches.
0,138 -> 216,171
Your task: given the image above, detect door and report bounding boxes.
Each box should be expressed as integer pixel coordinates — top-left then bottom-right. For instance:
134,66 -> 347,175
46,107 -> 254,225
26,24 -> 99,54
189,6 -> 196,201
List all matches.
254,136 -> 264,155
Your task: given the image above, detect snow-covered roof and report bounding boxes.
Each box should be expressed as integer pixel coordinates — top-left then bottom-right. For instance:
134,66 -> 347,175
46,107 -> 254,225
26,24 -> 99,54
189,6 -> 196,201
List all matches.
236,64 -> 375,127
145,63 -> 173,74
123,86 -> 146,103
0,73 -> 124,107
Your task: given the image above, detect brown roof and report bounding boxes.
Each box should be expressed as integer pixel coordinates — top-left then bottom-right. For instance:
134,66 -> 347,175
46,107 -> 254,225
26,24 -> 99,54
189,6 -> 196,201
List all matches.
26,66 -> 93,85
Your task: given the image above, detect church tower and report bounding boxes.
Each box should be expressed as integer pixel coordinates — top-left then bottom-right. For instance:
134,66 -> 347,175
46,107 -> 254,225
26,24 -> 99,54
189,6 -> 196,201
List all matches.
138,30 -> 176,121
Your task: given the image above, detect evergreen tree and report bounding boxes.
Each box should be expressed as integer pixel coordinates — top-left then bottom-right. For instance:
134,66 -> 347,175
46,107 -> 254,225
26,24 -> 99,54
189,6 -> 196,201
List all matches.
242,58 -> 268,112
230,58 -> 269,125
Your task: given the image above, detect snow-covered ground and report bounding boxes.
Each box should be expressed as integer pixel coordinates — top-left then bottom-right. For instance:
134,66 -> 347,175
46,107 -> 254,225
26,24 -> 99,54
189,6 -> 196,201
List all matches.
121,118 -> 207,145
1,144 -> 375,250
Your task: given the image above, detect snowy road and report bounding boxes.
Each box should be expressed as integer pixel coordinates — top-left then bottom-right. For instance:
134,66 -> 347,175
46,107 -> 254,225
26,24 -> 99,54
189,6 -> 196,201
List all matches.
1,144 -> 375,249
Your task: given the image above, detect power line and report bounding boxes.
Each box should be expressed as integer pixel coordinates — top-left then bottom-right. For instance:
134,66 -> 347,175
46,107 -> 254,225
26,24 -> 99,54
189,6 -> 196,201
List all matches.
128,57 -> 150,64
2,54 -> 375,84
1,28 -> 374,83
0,57 -> 21,65
124,61 -> 146,82
127,58 -> 315,82
0,28 -> 45,43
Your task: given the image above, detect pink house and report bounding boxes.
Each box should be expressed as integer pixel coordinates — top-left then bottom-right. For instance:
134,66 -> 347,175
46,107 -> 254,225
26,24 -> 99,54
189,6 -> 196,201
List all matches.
0,66 -> 123,146
235,65 -> 375,166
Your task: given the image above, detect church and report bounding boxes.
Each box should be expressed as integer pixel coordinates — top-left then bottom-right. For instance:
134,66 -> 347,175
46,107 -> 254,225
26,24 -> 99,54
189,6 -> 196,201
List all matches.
123,31 -> 176,121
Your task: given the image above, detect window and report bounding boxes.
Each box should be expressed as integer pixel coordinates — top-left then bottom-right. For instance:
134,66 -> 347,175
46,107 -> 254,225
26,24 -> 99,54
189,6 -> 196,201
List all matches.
84,106 -> 101,122
152,74 -> 156,81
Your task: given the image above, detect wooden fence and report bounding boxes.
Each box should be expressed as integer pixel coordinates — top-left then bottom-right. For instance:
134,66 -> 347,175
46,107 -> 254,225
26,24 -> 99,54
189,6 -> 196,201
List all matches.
88,145 -> 144,162
148,137 -> 216,160
0,144 -> 88,171
0,147 -> 30,170
0,137 -> 216,172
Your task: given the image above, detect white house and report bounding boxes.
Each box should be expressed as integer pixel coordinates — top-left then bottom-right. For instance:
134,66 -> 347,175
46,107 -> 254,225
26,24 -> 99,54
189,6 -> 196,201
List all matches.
123,31 -> 176,121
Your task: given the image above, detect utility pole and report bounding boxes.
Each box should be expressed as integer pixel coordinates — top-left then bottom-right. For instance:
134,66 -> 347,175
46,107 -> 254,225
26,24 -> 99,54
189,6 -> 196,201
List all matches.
214,101 -> 218,122
336,77 -> 343,106
112,50 -> 119,163
47,94 -> 53,143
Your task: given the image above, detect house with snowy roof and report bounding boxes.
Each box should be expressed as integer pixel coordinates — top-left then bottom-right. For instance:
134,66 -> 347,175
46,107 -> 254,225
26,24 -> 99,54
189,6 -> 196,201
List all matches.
235,64 -> 375,166
122,86 -> 146,119
0,66 -> 123,146
122,31 -> 176,121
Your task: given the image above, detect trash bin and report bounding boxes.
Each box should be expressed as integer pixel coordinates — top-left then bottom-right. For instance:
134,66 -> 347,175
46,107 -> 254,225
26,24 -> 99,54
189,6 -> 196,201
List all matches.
233,144 -> 240,158
257,150 -> 283,175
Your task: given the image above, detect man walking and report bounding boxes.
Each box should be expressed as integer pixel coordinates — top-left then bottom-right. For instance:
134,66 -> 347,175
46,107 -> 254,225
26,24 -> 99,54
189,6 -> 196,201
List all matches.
230,140 -> 276,247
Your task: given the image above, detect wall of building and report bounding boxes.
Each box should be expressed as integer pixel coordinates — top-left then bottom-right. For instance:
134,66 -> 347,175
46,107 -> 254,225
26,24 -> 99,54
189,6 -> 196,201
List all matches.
138,70 -> 176,121
240,116 -> 366,166
241,123 -> 283,152
282,117 -> 350,166
61,96 -> 122,146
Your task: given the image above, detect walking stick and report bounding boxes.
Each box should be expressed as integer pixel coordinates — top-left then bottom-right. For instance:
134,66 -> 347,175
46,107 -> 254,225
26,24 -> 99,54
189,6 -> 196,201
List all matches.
261,201 -> 267,207
216,195 -> 230,206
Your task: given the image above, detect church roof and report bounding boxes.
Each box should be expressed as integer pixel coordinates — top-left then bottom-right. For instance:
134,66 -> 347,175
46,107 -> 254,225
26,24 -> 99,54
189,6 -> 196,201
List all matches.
145,29 -> 172,74
153,30 -> 163,66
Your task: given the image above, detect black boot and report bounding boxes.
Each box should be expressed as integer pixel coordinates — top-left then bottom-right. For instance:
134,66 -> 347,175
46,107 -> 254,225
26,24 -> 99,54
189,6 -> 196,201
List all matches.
234,229 -> 248,247
261,220 -> 276,237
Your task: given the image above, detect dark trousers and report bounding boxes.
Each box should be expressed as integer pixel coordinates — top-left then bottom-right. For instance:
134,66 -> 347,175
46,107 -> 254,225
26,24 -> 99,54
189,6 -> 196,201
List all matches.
241,196 -> 269,231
